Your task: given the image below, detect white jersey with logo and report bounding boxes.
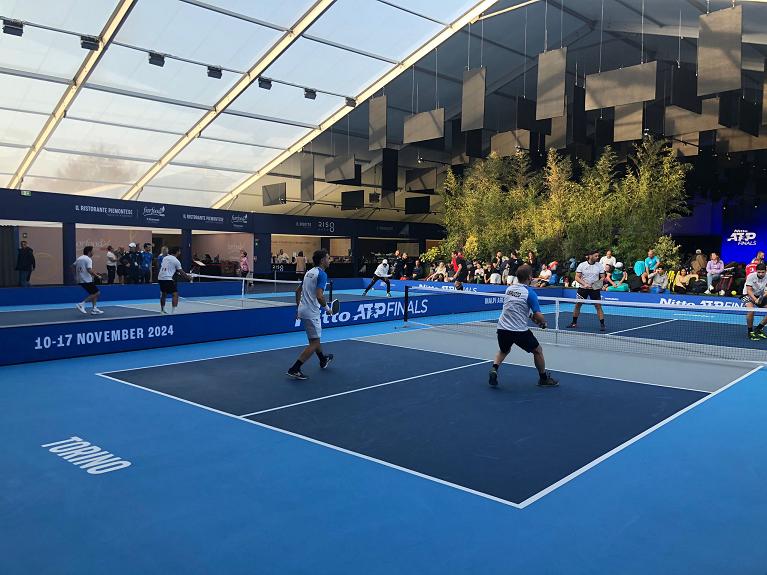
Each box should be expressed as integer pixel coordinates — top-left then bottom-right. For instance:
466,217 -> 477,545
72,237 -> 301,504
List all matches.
576,261 -> 604,290
297,266 -> 328,319
158,254 -> 182,281
74,255 -> 93,284
374,262 -> 390,277
497,284 -> 541,332
743,272 -> 767,298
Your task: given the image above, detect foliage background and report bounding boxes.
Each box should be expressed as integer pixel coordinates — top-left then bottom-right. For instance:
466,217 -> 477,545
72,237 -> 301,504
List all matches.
433,139 -> 689,268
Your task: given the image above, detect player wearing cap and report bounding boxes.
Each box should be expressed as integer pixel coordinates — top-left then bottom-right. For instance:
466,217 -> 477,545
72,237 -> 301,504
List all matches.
742,262 -> 767,341
489,265 -> 558,388
362,258 -> 392,297
73,246 -> 103,315
287,249 -> 334,380
568,249 -> 606,331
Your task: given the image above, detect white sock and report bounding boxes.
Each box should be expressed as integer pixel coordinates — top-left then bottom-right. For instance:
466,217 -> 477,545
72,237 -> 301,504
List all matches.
171,306 -> 176,314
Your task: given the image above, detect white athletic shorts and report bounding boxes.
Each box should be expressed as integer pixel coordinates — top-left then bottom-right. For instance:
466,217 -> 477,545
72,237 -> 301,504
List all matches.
301,316 -> 322,340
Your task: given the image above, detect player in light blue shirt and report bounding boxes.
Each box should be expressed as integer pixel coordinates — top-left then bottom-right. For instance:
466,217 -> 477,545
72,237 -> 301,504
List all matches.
489,264 -> 558,388
287,249 -> 334,380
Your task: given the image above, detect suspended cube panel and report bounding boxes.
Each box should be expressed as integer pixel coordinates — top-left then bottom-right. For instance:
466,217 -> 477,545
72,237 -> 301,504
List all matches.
300,152 -> 314,202
368,95 -> 388,151
461,67 -> 486,132
403,108 -> 445,144
537,48 -> 567,120
262,182 -> 287,207
585,61 -> 657,111
664,99 -> 721,136
614,102 -> 644,142
697,6 -> 742,97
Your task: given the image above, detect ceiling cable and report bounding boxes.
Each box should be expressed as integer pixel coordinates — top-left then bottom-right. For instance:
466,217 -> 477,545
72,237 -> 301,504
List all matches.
641,0 -> 645,64
599,0 -> 604,73
544,0 -> 548,52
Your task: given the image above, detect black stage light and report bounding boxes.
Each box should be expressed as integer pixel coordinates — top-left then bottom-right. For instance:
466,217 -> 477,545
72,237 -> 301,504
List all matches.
207,66 -> 222,79
148,52 -> 165,67
258,77 -> 272,90
345,97 -> 356,108
304,88 -> 316,100
80,35 -> 99,50
3,19 -> 23,36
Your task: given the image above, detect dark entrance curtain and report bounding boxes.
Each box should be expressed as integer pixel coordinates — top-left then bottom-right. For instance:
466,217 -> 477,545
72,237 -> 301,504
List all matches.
0,226 -> 17,287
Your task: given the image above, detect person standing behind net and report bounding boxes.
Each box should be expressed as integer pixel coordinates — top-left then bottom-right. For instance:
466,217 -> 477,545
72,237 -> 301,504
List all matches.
287,249 -> 334,380
362,259 -> 392,297
742,262 -> 767,341
489,265 -> 558,388
568,249 -> 606,331
158,246 -> 192,314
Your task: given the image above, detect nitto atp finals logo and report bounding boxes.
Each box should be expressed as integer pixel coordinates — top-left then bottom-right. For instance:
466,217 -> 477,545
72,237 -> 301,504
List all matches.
726,229 -> 757,246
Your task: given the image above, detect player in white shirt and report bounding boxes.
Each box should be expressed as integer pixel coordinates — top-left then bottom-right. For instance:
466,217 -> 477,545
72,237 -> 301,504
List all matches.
568,249 -> 606,331
158,246 -> 192,314
741,262 -> 767,341
73,246 -> 103,315
362,259 -> 392,297
490,265 -> 558,388
288,249 -> 334,380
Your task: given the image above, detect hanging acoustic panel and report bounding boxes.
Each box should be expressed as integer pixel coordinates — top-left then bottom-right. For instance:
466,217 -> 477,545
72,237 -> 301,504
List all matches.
300,153 -> 314,202
719,91 -> 760,136
465,129 -> 483,157
340,189 -> 364,211
716,126 -> 767,153
585,61 -> 658,111
490,130 -> 530,156
461,67 -> 486,132
537,47 -> 567,120
572,85 -> 587,143
325,155 -> 360,185
262,182 -> 286,207
671,133 -> 700,157
668,63 -> 700,113
403,108 -> 445,144
405,168 -> 437,193
697,6 -> 742,97
594,118 -> 614,149
664,98 -> 720,136
381,148 -> 398,192
547,114 -> 567,150
405,195 -> 431,215
369,95 -> 387,151
643,101 -> 664,137
614,102 -> 644,142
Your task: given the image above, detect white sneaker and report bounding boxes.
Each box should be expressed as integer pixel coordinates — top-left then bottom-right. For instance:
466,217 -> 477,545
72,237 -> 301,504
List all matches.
160,308 -> 167,314
704,289 -> 712,295
76,303 -> 87,314
386,293 -> 392,298
91,307 -> 104,315
170,307 -> 176,314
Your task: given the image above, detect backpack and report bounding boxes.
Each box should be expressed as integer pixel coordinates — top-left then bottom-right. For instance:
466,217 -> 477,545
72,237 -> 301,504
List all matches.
667,270 -> 677,292
628,275 -> 644,292
691,278 -> 708,294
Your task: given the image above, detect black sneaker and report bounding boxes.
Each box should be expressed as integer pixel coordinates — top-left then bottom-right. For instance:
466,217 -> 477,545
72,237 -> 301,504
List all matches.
287,369 -> 308,380
754,329 -> 767,340
538,372 -> 559,387
599,324 -> 606,332
567,322 -> 577,329
488,369 -> 498,387
748,331 -> 762,341
320,354 -> 334,369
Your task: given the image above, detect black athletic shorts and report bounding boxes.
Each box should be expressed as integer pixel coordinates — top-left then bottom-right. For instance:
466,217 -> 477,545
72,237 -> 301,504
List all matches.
741,295 -> 766,307
80,282 -> 99,295
576,287 -> 601,301
497,329 -> 540,354
159,280 -> 177,295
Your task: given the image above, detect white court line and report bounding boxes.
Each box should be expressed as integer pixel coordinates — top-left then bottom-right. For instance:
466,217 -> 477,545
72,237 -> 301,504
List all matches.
356,336 -> 708,393
516,364 -> 764,508
239,360 -> 490,417
606,318 -> 677,336
96,371 -> 524,510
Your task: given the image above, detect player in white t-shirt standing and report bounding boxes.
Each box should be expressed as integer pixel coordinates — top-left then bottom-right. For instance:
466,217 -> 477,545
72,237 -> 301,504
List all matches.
74,246 -> 103,315
287,249 -> 334,380
741,262 -> 767,341
489,265 -> 558,388
158,246 -> 192,314
568,249 -> 606,331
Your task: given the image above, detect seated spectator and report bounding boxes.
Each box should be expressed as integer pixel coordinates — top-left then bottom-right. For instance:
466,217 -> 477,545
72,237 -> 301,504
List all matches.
411,259 -> 424,280
599,250 -> 616,270
705,252 -> 725,294
746,251 -> 765,276
673,268 -> 696,294
648,264 -> 669,293
425,261 -> 447,281
489,269 -> 502,285
533,264 -> 552,287
642,249 -> 659,284
691,249 -> 707,275
606,262 -> 629,291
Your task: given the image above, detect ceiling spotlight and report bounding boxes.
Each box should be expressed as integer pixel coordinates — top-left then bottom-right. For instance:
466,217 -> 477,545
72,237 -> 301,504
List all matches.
304,88 -> 317,100
80,35 -> 99,51
148,52 -> 165,67
345,97 -> 356,108
2,19 -> 23,37
258,77 -> 272,90
417,154 -> 423,164
207,66 -> 222,79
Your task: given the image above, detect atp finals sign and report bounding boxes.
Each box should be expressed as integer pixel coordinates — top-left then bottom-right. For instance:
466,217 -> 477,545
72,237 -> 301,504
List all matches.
722,225 -> 762,262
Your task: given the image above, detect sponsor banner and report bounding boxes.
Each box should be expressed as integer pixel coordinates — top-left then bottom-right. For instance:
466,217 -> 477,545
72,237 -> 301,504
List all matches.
561,288 -> 747,307
722,225 -> 764,263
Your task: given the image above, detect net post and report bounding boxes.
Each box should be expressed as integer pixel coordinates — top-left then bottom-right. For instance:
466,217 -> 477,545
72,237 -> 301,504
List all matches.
404,285 -> 409,325
555,298 -> 560,331
241,274 -> 246,308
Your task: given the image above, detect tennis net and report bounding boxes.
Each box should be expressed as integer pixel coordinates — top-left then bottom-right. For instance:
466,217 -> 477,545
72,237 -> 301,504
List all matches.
182,273 -> 305,309
404,285 -> 767,364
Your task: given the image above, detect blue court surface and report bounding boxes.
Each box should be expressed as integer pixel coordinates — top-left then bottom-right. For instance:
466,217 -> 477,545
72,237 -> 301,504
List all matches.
1,316 -> 766,574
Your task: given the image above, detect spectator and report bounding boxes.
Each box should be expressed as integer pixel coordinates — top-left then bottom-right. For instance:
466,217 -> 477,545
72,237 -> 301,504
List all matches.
124,243 -> 141,284
691,249 -> 707,275
526,251 -> 538,271
106,245 -> 117,284
605,262 -> 629,292
746,251 -> 765,276
203,253 -> 213,264
425,261 -> 447,282
454,281 -> 464,291
648,264 -> 669,293
140,243 -> 153,283
116,247 -> 127,284
673,268 -> 694,294
276,249 -> 290,264
296,251 -> 307,277
156,246 -> 168,274
533,264 -> 552,287
642,249 -> 659,284
508,251 -> 524,277
392,252 -> 407,279
411,259 -> 424,280
489,268 -> 503,285
705,252 -> 725,294
599,249 -> 616,269
239,250 -> 250,278
15,240 -> 35,287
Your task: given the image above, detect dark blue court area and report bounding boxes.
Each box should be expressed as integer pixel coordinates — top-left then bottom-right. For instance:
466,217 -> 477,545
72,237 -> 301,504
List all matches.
107,339 -> 705,505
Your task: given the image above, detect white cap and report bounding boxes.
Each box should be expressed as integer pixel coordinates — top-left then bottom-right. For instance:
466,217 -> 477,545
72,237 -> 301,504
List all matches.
615,262 -> 623,269
128,242 -> 136,248
382,259 -> 388,265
